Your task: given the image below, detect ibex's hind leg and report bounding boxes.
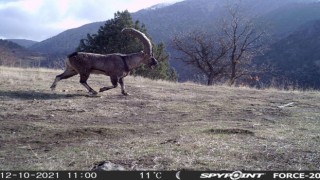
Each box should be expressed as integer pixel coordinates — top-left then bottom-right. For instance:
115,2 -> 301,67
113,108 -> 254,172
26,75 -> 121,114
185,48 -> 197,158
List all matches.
99,76 -> 118,92
80,74 -> 97,95
50,69 -> 78,90
119,77 -> 129,95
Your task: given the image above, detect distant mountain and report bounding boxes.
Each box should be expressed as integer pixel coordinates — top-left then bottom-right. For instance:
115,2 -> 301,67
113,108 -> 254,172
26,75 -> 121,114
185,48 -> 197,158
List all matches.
6,39 -> 38,48
28,0 -> 318,55
29,21 -> 104,55
24,0 -> 320,88
132,0 -> 320,81
0,39 -> 44,67
146,1 -> 177,10
257,1 -> 320,40
133,0 -> 319,43
28,0 -> 299,55
259,19 -> 320,89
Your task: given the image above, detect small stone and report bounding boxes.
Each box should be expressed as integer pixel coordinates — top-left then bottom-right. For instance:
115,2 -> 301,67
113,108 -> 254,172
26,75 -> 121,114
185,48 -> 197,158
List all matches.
91,161 -> 126,171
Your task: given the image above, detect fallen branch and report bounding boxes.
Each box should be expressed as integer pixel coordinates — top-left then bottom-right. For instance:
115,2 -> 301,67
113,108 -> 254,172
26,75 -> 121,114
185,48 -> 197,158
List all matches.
278,102 -> 294,108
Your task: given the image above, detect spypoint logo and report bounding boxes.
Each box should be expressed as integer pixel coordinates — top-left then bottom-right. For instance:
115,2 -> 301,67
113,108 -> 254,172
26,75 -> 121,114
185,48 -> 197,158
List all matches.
200,171 -> 265,180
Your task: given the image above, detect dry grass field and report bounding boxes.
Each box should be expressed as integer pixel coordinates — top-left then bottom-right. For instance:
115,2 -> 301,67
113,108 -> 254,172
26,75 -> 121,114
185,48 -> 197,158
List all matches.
0,66 -> 320,170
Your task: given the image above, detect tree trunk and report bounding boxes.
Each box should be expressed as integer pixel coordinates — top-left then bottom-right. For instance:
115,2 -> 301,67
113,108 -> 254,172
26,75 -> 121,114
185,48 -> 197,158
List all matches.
207,73 -> 215,86
207,78 -> 214,86
229,61 -> 236,86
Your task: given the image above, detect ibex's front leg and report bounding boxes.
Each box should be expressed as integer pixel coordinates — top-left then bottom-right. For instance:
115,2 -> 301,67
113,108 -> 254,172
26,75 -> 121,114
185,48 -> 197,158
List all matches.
119,77 -> 129,96
50,68 -> 78,90
80,74 -> 97,95
99,76 -> 118,93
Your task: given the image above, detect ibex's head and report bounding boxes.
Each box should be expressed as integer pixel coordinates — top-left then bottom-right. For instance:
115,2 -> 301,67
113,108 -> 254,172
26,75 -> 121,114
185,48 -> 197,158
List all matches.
122,28 -> 158,69
148,56 -> 158,69
140,52 -> 158,69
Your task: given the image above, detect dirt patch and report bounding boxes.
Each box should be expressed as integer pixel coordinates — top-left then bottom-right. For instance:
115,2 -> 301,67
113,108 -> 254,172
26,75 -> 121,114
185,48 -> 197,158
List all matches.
206,128 -> 255,135
51,127 -> 133,140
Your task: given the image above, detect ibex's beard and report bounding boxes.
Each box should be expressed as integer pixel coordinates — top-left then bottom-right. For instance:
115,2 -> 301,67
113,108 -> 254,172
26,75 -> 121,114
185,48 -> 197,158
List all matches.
149,57 -> 158,69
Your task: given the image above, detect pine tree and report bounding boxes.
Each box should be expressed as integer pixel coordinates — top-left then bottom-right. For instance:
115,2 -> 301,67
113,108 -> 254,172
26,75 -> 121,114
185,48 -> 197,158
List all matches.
77,10 -> 177,81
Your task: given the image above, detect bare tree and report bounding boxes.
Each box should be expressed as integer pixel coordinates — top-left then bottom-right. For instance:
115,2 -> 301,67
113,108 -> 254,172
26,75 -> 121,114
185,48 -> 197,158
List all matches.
172,4 -> 267,86
172,31 -> 229,85
222,6 -> 266,85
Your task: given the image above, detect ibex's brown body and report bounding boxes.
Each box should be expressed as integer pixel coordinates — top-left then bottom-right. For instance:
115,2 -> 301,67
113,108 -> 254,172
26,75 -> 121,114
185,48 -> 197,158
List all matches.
50,28 -> 157,95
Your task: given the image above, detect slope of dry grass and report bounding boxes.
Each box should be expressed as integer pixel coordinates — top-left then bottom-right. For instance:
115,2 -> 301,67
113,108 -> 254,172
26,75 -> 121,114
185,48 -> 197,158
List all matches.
0,66 -> 320,170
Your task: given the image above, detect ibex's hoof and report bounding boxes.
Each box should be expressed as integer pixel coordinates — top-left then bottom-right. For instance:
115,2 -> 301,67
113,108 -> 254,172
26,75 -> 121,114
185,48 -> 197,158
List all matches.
89,91 -> 98,95
122,92 -> 130,96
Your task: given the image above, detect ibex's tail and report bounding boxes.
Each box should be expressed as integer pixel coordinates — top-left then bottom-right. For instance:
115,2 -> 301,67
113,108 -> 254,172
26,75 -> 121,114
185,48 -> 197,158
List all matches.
121,28 -> 153,57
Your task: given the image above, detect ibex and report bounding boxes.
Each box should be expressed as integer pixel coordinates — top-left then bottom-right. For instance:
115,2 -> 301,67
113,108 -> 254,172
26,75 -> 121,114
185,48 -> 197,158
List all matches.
50,28 -> 158,95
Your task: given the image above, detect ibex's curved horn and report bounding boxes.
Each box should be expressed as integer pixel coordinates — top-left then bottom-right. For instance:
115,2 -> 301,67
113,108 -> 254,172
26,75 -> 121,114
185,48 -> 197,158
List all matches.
121,28 -> 152,56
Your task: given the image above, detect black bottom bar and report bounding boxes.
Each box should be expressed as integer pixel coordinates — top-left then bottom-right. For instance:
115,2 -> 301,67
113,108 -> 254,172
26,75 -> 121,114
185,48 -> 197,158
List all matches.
1,171 -> 320,180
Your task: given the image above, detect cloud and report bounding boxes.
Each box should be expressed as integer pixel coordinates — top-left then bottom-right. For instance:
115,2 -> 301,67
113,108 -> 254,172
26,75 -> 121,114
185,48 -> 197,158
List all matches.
0,6 -> 51,40
0,1 -> 83,40
0,0 -> 181,41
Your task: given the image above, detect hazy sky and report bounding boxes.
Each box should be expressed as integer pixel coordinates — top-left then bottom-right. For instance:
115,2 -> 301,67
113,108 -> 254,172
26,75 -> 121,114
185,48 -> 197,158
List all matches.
0,0 -> 181,41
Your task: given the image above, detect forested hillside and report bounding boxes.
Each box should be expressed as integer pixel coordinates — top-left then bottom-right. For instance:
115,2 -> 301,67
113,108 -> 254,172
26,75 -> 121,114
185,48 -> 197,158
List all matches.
0,39 -> 44,67
6,39 -> 37,48
259,20 -> 320,89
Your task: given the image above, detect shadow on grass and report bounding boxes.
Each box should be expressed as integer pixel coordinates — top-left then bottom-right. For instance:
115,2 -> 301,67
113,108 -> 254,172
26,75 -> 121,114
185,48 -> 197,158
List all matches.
0,90 -> 88,100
